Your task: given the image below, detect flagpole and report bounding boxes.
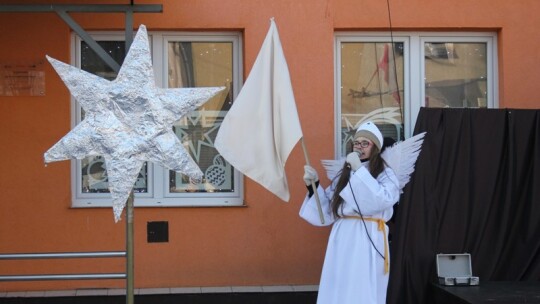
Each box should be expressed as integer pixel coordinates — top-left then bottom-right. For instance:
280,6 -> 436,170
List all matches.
300,137 -> 325,224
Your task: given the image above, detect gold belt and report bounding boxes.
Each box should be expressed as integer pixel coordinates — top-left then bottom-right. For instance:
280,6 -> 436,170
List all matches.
341,216 -> 389,274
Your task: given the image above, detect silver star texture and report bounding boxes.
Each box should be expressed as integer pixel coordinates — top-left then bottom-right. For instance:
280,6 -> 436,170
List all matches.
45,25 -> 224,221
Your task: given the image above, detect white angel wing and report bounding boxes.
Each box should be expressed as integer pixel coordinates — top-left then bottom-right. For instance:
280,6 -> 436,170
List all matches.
321,157 -> 346,181
381,132 -> 426,192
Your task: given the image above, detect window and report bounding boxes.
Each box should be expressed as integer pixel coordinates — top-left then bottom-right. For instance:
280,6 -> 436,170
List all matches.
335,32 -> 497,157
71,31 -> 243,207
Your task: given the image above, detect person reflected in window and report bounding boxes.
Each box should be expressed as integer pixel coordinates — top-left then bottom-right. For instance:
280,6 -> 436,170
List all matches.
299,121 -> 400,304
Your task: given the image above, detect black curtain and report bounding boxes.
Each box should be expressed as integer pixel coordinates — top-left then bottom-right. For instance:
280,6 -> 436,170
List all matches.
387,108 -> 540,304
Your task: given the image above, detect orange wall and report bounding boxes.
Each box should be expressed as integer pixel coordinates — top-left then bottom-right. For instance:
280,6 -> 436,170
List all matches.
0,0 -> 538,291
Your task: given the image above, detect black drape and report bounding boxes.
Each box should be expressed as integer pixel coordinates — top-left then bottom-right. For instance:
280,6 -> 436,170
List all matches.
387,108 -> 540,304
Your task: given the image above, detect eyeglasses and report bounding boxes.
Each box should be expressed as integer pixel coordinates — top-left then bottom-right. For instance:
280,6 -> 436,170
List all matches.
353,140 -> 371,148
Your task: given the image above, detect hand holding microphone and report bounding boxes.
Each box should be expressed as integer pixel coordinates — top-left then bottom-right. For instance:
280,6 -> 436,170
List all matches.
346,152 -> 362,171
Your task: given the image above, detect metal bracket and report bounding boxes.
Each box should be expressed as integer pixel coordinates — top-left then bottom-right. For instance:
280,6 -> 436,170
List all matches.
0,4 -> 163,72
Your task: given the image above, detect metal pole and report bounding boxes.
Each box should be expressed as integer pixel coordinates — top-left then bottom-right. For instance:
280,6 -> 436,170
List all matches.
126,191 -> 134,304
0,273 -> 126,281
0,4 -> 163,13
0,251 -> 126,260
56,10 -> 121,73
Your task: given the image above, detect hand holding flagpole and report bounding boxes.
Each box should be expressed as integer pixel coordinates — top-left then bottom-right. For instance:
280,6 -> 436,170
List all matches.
301,138 -> 325,224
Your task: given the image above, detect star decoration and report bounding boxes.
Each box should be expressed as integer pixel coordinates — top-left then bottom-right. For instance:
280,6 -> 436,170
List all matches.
44,25 -> 224,222
175,110 -> 221,162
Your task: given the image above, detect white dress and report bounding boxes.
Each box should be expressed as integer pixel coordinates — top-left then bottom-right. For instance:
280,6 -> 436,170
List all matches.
299,162 -> 400,304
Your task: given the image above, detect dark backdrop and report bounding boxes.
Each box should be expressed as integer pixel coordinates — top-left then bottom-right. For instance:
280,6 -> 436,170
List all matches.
387,108 -> 540,304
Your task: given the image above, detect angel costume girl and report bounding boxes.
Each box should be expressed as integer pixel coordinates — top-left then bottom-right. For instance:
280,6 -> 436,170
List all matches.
300,121 -> 424,304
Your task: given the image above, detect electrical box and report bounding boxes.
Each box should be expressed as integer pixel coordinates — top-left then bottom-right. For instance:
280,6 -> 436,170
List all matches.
147,221 -> 169,243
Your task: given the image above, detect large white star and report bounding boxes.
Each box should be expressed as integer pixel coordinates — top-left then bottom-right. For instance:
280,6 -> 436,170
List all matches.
45,25 -> 224,221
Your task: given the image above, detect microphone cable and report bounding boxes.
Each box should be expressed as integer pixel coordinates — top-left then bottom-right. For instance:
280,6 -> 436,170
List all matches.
347,180 -> 385,260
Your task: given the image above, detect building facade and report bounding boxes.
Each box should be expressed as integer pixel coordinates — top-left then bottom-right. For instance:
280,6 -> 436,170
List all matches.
0,0 -> 537,292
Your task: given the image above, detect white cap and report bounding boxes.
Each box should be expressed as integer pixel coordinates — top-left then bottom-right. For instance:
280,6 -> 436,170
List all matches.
354,121 -> 383,150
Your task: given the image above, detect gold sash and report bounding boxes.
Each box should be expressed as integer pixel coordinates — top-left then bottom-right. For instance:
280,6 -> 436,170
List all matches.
341,215 -> 389,274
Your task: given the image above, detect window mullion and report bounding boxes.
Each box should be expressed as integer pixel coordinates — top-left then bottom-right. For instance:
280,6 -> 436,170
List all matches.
409,35 -> 423,137
334,37 -> 344,159
150,33 -> 165,202
487,37 -> 499,108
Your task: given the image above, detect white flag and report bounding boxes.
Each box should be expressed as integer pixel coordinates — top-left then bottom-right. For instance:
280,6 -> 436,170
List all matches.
214,19 -> 303,202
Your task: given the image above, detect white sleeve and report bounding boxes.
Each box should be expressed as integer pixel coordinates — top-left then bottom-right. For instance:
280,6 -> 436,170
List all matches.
299,185 -> 335,226
339,166 -> 400,216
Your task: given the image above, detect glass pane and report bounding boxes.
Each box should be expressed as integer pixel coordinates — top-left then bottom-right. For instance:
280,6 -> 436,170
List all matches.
340,42 -> 404,156
79,41 -> 148,194
168,42 -> 233,193
81,41 -> 125,80
425,42 -> 487,108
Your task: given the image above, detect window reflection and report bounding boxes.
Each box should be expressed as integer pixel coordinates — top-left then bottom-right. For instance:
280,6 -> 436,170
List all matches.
425,43 -> 487,108
167,42 -> 234,193
340,42 -> 404,156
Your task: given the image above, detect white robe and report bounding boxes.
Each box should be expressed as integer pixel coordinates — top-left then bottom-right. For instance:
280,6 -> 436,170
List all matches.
299,163 -> 400,304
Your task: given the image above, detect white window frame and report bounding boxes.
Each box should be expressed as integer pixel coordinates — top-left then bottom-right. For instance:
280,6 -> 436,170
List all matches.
70,31 -> 244,208
334,32 -> 498,157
